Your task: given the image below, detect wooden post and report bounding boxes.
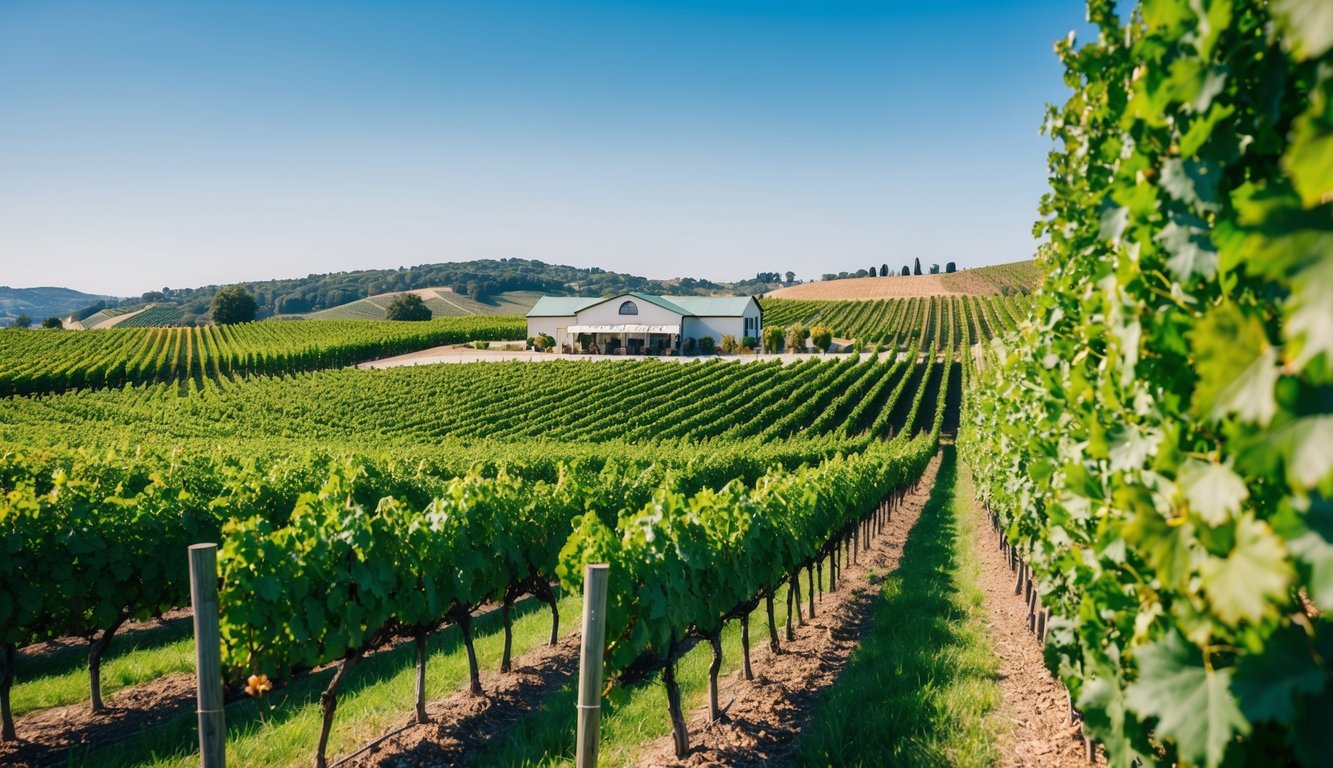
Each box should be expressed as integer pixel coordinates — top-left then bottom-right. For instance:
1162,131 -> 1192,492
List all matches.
576,564 -> 610,768
189,543 -> 225,768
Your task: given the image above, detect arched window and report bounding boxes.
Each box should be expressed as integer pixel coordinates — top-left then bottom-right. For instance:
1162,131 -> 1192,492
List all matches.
618,300 -> 639,316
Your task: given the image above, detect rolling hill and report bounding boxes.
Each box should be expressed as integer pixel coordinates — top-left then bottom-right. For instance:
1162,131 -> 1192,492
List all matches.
0,286 -> 121,325
305,287 -> 544,320
763,260 -> 1039,301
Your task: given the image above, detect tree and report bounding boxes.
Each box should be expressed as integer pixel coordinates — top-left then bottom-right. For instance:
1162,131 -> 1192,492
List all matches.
930,264 -> 941,275
901,265 -> 910,276
385,293 -> 432,321
41,316 -> 63,329
211,286 -> 257,325
946,262 -> 957,273
913,258 -> 922,276
762,324 -> 785,354
880,264 -> 889,277
785,323 -> 807,353
784,271 -> 796,284
10,314 -> 32,329
809,324 -> 833,353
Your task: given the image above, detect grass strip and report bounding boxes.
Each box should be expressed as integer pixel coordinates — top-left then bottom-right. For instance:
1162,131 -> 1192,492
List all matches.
795,446 -> 1002,767
12,621 -> 194,716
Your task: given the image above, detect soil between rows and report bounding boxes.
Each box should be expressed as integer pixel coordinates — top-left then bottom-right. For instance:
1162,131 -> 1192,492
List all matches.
966,476 -> 1104,767
0,672 -> 197,768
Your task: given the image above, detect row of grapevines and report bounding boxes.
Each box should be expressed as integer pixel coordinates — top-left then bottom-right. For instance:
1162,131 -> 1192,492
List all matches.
0,316 -> 525,397
961,1 -> 1331,765
760,294 -> 1027,348
557,432 -> 940,758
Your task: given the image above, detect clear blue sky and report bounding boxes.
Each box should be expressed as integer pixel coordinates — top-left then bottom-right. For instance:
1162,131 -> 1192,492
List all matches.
0,0 -> 1088,296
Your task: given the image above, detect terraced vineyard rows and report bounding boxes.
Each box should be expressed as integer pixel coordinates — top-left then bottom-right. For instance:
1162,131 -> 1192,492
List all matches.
760,294 -> 1027,349
0,317 -> 525,397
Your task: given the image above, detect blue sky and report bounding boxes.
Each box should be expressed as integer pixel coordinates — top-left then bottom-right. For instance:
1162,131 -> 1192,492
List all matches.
0,0 -> 1088,295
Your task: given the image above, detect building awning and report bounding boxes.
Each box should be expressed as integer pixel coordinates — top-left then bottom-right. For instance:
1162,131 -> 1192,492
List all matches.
566,324 -> 681,334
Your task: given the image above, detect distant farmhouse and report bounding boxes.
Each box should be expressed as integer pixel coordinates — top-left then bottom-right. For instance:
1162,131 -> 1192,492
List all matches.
526,292 -> 762,355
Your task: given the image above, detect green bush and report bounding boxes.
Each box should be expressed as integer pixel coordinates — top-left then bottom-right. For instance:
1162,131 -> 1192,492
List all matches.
809,324 -> 833,353
697,336 -> 716,355
385,293 -> 431,321
785,323 -> 807,352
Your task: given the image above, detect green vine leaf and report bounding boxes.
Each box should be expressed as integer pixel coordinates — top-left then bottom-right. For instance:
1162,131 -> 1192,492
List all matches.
1275,0 -> 1333,60
1200,514 -> 1292,626
1178,459 -> 1248,526
1124,632 -> 1249,768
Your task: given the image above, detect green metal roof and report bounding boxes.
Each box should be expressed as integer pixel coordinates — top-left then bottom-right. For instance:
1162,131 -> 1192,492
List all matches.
526,292 -> 756,318
526,296 -> 603,317
661,296 -> 756,317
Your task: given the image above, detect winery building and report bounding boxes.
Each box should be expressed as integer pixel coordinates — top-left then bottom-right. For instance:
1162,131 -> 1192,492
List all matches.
526,293 -> 762,355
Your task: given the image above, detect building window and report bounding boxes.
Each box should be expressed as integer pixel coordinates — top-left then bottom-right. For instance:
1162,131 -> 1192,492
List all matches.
619,301 -> 639,316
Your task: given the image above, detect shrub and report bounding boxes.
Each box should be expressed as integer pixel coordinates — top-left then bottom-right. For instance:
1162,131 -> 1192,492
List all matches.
532,333 -> 555,352
385,293 -> 431,321
809,324 -> 833,353
698,336 -> 716,355
719,335 -> 739,355
683,337 -> 697,355
740,336 -> 757,352
762,325 -> 785,354
785,323 -> 807,353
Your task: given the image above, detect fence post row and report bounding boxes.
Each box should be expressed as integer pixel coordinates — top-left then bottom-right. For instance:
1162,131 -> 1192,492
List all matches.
576,564 -> 611,768
190,543 -> 226,768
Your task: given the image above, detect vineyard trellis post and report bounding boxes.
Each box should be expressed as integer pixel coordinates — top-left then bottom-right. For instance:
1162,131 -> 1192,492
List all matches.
576,563 -> 610,768
189,543 -> 226,768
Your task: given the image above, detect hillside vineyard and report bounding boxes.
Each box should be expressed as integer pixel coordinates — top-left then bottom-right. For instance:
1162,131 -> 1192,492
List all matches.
0,317 -> 526,397
0,290 -> 991,763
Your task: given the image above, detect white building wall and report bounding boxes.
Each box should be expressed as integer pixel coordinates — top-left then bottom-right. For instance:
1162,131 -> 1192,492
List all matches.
575,297 -> 684,328
682,301 -> 763,345
683,316 -> 746,343
526,317 -> 567,340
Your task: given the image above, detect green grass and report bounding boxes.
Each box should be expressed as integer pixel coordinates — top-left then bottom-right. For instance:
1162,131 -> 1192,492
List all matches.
795,446 -> 1003,767
12,619 -> 195,716
68,592 -> 577,768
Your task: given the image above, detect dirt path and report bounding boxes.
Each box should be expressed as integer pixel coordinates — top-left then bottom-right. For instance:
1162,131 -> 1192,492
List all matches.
965,467 -> 1102,767
0,672 -> 196,768
636,452 -> 943,767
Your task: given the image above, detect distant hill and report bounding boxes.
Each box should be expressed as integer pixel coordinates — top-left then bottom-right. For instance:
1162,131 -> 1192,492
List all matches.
763,260 -> 1040,301
0,286 -> 121,325
307,288 -> 544,320
139,258 -> 790,323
